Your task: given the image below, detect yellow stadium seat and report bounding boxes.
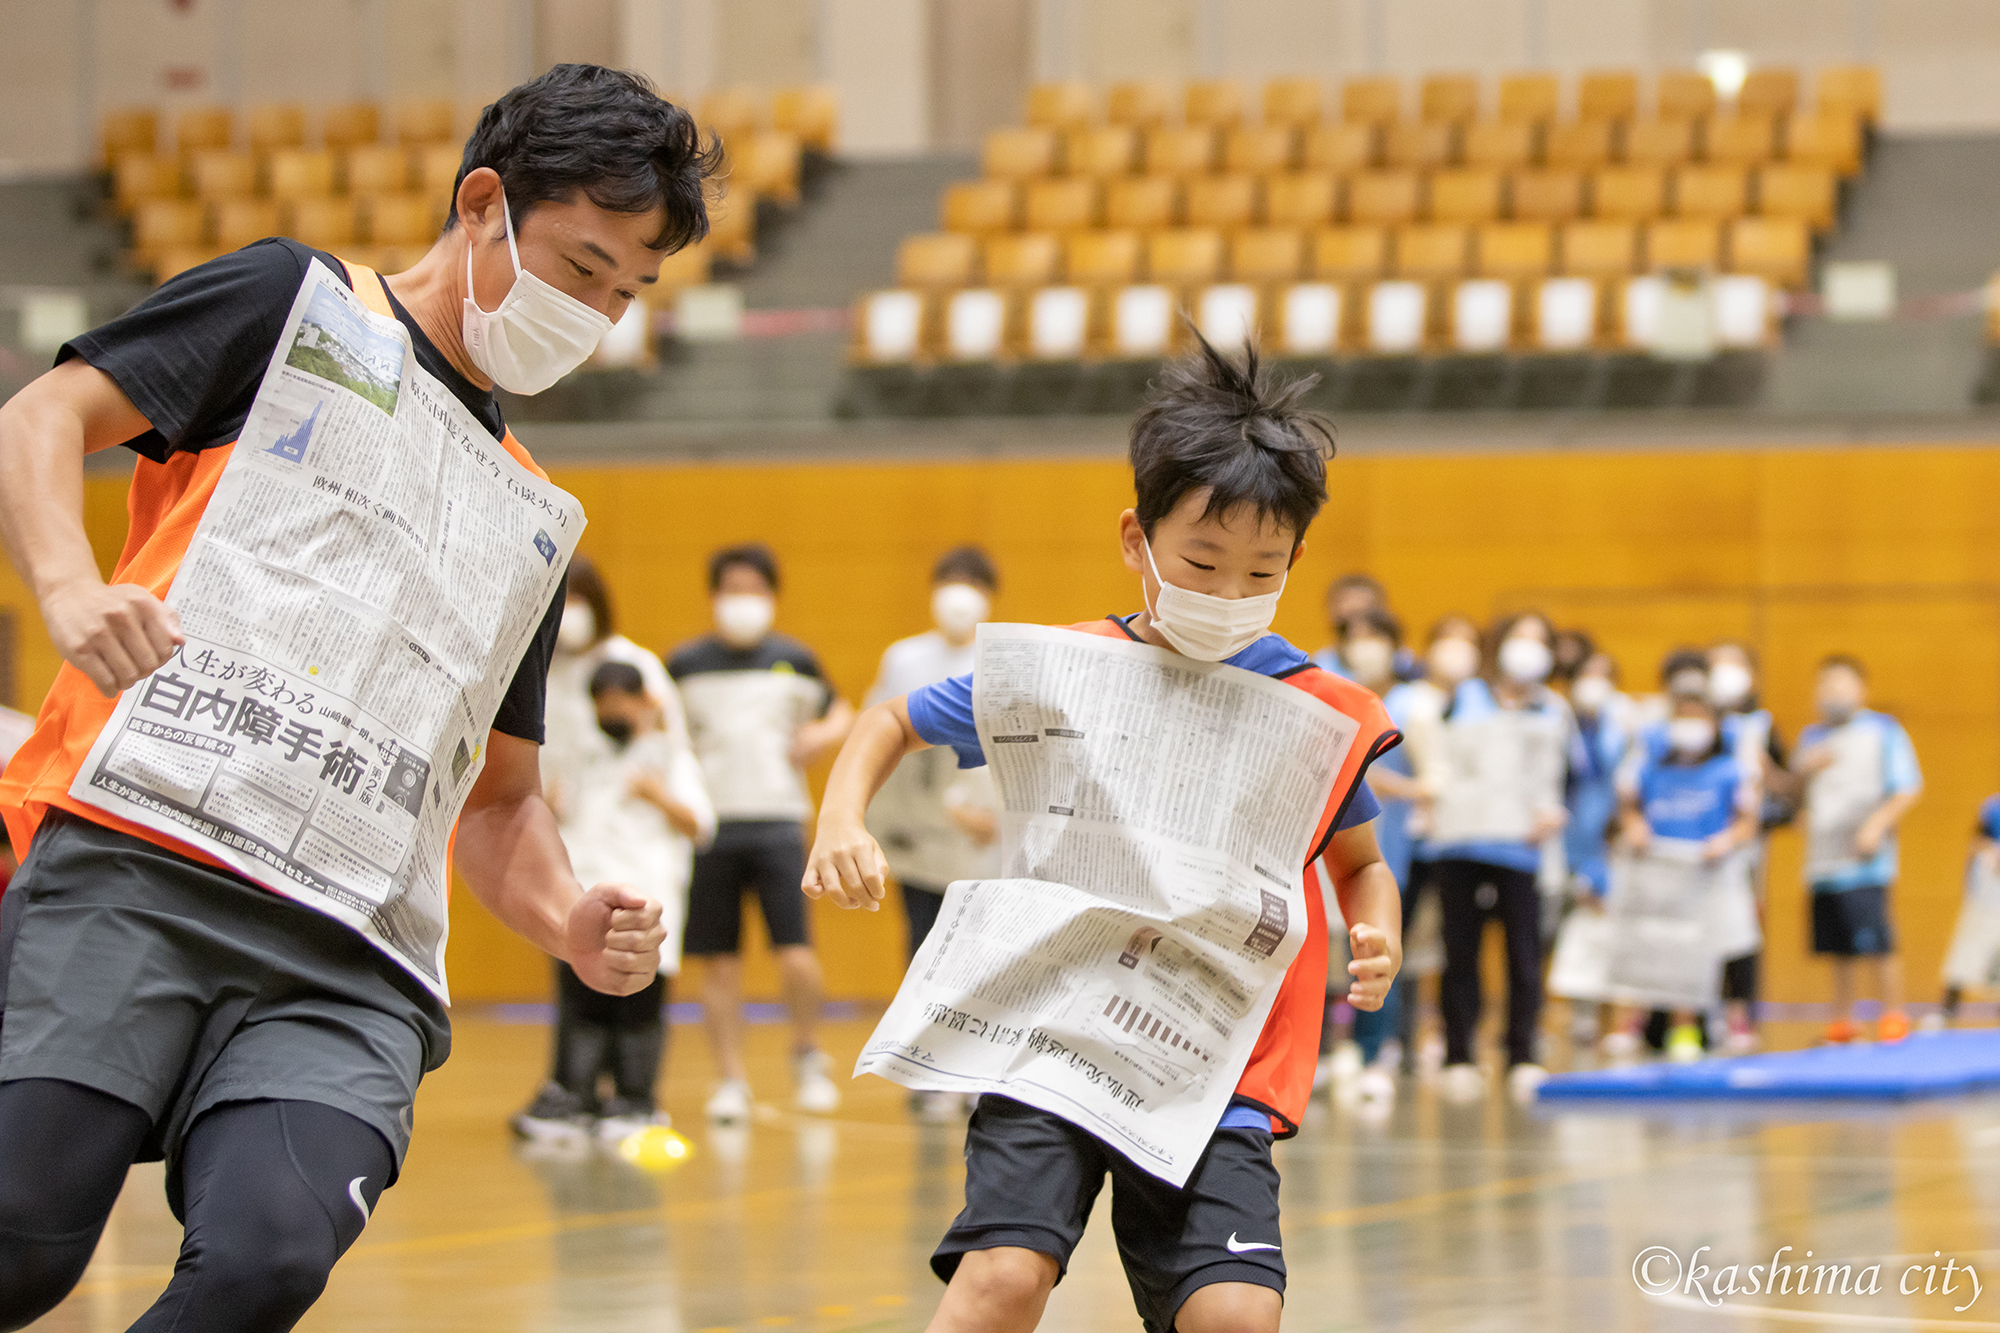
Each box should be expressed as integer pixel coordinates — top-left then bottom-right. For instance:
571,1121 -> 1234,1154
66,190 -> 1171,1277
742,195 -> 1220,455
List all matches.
247,104 -> 307,154
1104,176 -> 1179,231
1674,166 -> 1749,221
1755,163 -> 1837,232
1728,217 -> 1811,287
394,99 -> 456,146
1365,280 -> 1432,353
416,143 -> 462,200
1382,121 -> 1454,171
322,103 -> 381,151
1147,229 -> 1226,285
1230,228 -> 1305,282
1656,71 -> 1716,121
1302,122 -> 1374,174
1544,121 -> 1616,171
1498,73 -> 1560,124
1421,74 -> 1480,124
699,88 -> 764,141
653,242 -> 713,292
1064,126 -> 1138,178
706,193 -> 756,264
1023,177 -> 1100,232
1786,112 -> 1864,177
344,145 -> 410,197
287,197 -> 362,250
1817,65 -> 1882,123
1578,72 -> 1639,123
189,150 -> 257,203
151,247 -> 222,283
942,288 -> 1011,361
1342,77 -> 1402,125
112,155 -> 183,213
1646,219 -> 1721,271
174,106 -> 233,157
1738,68 -> 1799,119
942,181 -> 1018,234
1311,226 -> 1390,282
1263,77 -> 1324,126
1396,224 -> 1471,281
1705,115 -> 1777,167
1105,283 -> 1177,357
1275,282 -> 1344,353
1185,175 -> 1258,230
101,107 -> 158,166
1023,285 -> 1091,359
852,290 -> 929,364
1450,278 -> 1515,351
773,85 -> 838,153
1623,118 -> 1696,168
1510,169 -> 1585,223
1476,222 -> 1554,279
896,232 -> 979,287
985,233 -> 1061,287
1591,167 -> 1667,221
1561,221 -> 1639,277
1429,169 -> 1503,224
1026,82 -> 1095,130
1066,231 -> 1143,286
738,131 -> 803,205
1462,120 -> 1534,172
268,149 -> 336,202
366,194 -> 438,247
1145,125 -> 1218,177
213,199 -> 282,251
1347,172 -> 1421,227
1196,283 -> 1261,347
1223,124 -> 1296,175
983,127 -> 1058,180
1534,276 -> 1601,350
132,199 -> 208,257
1186,80 -> 1246,126
1108,81 -> 1172,128
1263,172 -> 1339,229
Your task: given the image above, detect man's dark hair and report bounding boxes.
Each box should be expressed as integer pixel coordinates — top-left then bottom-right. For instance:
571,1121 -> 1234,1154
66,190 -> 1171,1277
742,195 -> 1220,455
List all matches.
932,545 -> 998,590
1660,647 -> 1711,691
450,64 -> 721,252
565,554 -> 614,640
1328,572 -> 1385,604
708,542 -> 780,593
589,659 -> 647,698
1338,607 -> 1403,647
1820,652 -> 1868,678
1129,332 -> 1334,544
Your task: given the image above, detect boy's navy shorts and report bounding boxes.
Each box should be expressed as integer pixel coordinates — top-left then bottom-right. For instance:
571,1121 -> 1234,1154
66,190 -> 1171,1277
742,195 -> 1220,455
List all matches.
1811,882 -> 1895,956
932,1094 -> 1285,1333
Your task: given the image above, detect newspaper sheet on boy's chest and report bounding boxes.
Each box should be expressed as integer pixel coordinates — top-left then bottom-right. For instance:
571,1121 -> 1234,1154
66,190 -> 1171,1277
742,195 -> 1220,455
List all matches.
858,624 -> 1355,1185
70,261 -> 584,1001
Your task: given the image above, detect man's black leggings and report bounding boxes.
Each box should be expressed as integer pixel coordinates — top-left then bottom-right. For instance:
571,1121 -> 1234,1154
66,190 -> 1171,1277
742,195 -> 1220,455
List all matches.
0,1078 -> 392,1332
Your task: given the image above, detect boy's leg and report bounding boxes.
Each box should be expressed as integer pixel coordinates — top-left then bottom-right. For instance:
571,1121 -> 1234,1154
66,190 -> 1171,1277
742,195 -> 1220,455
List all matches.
554,961 -> 615,1104
0,1079 -> 151,1331
701,955 -> 749,1083
903,882 -> 947,963
744,823 -> 822,1059
1433,861 -> 1485,1067
927,1248 -> 1061,1333
1830,957 -> 1856,1025
129,1100 -> 392,1333
1176,1283 -> 1283,1333
1495,867 -> 1543,1068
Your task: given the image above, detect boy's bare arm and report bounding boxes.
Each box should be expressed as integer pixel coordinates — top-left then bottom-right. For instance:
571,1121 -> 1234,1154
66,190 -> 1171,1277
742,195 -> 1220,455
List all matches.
803,697 -> 932,911
1325,821 -> 1402,1012
1856,787 -> 1921,856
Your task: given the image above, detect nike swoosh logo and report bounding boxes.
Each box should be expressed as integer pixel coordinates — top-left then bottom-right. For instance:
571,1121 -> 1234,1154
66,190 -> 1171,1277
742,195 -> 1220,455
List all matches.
1226,1232 -> 1279,1253
348,1176 -> 372,1225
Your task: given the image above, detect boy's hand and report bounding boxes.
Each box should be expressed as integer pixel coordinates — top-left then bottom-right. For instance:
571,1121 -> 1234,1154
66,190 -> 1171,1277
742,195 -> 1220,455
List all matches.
45,578 -> 184,696
1622,815 -> 1653,854
1528,807 -> 1568,843
803,820 -> 888,911
1854,820 -> 1886,858
1794,744 -> 1836,777
1702,831 -> 1737,863
1345,923 -> 1399,1012
566,884 -> 665,994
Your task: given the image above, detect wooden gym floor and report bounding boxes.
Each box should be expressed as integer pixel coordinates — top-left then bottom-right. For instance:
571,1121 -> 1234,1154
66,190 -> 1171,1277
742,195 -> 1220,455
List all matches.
34,1012 -> 2000,1332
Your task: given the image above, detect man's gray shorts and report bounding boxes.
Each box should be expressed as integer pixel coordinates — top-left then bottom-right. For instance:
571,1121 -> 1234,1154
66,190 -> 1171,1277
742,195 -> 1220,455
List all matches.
0,810 -> 450,1182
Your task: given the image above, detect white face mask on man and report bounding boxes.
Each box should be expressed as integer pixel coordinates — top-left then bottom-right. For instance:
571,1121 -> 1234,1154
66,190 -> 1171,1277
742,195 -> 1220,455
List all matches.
556,602 -> 596,653
715,593 -> 775,647
1143,538 -> 1284,663
1498,635 -> 1553,685
931,583 -> 990,638
461,190 -> 614,395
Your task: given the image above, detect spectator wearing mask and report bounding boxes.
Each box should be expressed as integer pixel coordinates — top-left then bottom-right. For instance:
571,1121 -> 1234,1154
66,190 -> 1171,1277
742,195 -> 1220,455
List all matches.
1551,627 -> 1597,691
1564,651 -> 1630,904
1315,572 -> 1420,681
1706,640 -> 1795,1052
1429,612 -> 1572,1100
1793,655 -> 1921,1045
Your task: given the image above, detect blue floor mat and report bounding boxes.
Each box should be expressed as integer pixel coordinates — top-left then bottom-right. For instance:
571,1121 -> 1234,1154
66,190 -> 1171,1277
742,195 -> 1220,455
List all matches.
1538,1028 -> 2000,1101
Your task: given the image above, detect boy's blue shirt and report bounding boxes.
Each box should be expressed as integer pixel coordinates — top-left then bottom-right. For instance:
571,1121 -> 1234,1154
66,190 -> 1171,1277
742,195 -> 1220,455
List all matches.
1630,730 -> 1748,842
1798,708 -> 1921,891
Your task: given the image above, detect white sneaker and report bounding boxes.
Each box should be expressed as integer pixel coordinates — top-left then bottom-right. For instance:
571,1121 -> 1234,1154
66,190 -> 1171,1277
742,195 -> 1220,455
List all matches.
705,1079 -> 753,1124
1507,1063 -> 1548,1101
1312,1055 -> 1336,1093
1723,1029 -> 1762,1055
1440,1063 -> 1485,1103
596,1104 -> 671,1144
793,1050 -> 841,1114
1417,1035 -> 1446,1074
1919,1011 -> 1948,1033
1356,1067 -> 1396,1103
1329,1041 -> 1364,1082
1600,1029 -> 1641,1059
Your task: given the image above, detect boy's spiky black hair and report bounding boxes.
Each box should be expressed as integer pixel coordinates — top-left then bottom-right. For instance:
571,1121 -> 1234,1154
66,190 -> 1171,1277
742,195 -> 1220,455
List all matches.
1129,328 -> 1334,544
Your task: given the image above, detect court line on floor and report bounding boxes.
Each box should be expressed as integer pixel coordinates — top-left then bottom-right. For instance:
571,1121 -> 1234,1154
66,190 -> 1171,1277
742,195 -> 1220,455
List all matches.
1646,1290 -> 2000,1329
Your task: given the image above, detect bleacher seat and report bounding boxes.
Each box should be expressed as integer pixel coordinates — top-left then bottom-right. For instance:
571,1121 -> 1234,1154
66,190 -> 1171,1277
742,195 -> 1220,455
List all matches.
1578,72 -> 1639,123
1545,121 -> 1615,171
897,233 -> 979,287
1451,279 -> 1513,350
1186,80 -> 1246,127
1477,223 -> 1554,279
1562,221 -> 1640,277
1342,77 -> 1402,125
214,198 -> 282,251
1302,122 -> 1375,173
1147,229 -> 1226,286
1817,65 -> 1882,124
1674,166 -> 1749,221
344,145 -> 410,196
1756,164 -> 1837,231
101,108 -> 159,165
1065,231 -> 1143,286
248,105 -> 307,154
1065,125 -> 1138,178
1223,124 -> 1296,175
1263,77 -> 1324,127
1312,226 -> 1389,282
112,154 -> 183,217
1786,113 -> 1864,176
1107,81 -> 1172,128
773,85 -> 838,153
1230,229 -> 1306,282
1499,73 -> 1560,125
1110,284 -> 1175,356
1185,175 -> 1258,229
1510,170 -> 1585,223
1104,176 -> 1178,231
190,151 -> 257,202
395,99 -> 456,146
1428,169 -> 1502,224
944,288 -> 1008,360
942,180 -> 1017,234
133,199 -> 207,259
1026,286 -> 1090,358
366,194 -> 438,248
1347,172 -> 1421,227
1366,280 -> 1429,352
700,88 -> 764,142
268,149 -> 336,202
1026,83 -> 1095,130
1276,283 -> 1342,353
1619,274 -> 1666,348
983,127 -> 1058,180
1462,120 -> 1534,171
1656,71 -> 1717,121
1592,167 -> 1667,221
738,132 -> 804,206
1705,115 -> 1778,168
1145,125 -> 1219,177
1535,277 -> 1600,349
1264,172 -> 1339,228
1197,283 -> 1260,346
417,144 -> 462,202
323,103 -> 381,150
1382,120 -> 1454,171
1739,68 -> 1800,119
175,107 -> 234,157
1023,178 -> 1100,232
1727,217 -> 1811,287
856,290 -> 925,363
1397,224 -> 1471,281
288,196 -> 361,250
1647,219 -> 1722,270
1421,74 -> 1480,124
984,233 -> 1061,287
1623,118 -> 1696,168
1712,273 -> 1775,346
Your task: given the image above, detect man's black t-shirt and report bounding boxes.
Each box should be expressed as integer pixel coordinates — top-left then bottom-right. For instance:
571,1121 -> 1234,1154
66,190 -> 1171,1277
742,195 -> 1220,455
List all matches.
58,238 -> 562,743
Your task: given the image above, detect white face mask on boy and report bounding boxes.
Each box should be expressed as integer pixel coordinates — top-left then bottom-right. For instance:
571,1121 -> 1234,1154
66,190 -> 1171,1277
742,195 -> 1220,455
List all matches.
461,190 -> 614,395
1143,538 -> 1284,662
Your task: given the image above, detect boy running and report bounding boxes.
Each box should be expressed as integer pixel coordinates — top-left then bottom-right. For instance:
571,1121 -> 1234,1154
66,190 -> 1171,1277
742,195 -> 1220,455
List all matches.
803,338 -> 1402,1333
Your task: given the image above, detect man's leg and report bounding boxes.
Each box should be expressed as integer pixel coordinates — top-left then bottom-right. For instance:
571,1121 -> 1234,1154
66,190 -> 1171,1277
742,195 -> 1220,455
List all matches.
701,954 -> 749,1084
927,1247 -> 1060,1333
750,824 -> 822,1059
0,1079 -> 151,1331
130,1099 -> 392,1333
686,828 -> 750,1090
